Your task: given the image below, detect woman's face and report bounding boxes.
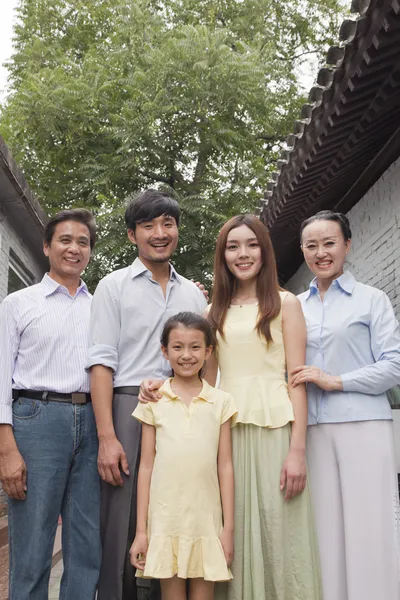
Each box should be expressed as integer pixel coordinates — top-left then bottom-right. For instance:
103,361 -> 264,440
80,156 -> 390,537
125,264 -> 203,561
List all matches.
224,224 -> 263,282
301,220 -> 351,282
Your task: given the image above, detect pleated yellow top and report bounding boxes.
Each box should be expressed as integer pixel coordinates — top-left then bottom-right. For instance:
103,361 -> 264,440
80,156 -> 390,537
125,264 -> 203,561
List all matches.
217,291 -> 294,428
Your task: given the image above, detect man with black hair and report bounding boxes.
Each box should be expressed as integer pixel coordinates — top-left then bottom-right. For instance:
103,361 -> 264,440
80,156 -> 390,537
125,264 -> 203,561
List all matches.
87,189 -> 207,600
0,209 -> 101,600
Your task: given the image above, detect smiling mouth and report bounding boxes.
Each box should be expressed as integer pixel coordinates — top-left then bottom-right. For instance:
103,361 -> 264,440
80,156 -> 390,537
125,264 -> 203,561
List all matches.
316,261 -> 332,268
236,263 -> 253,269
64,258 -> 80,264
151,241 -> 169,248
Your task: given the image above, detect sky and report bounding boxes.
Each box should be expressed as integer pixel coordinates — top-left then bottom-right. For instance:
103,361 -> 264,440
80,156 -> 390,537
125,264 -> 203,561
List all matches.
0,0 -> 19,101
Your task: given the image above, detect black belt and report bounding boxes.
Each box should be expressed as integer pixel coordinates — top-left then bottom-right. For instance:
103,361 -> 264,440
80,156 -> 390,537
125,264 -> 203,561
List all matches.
12,390 -> 91,404
114,386 -> 140,396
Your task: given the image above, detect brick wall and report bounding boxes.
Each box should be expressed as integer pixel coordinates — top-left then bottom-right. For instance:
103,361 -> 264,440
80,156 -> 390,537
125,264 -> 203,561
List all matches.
285,155 -> 400,468
285,156 -> 400,316
0,208 -> 44,515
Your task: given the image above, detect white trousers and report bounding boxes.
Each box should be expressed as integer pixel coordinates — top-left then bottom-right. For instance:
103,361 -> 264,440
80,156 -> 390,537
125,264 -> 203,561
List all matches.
307,421 -> 400,600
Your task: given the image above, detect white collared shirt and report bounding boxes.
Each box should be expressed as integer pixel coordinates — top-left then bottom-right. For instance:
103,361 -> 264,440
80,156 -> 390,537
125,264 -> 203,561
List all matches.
0,274 -> 92,424
298,271 -> 400,424
86,258 -> 207,386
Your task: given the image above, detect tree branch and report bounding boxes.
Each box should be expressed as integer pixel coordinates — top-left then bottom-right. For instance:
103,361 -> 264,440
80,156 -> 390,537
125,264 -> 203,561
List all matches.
136,168 -> 184,186
277,48 -> 320,61
256,135 -> 286,142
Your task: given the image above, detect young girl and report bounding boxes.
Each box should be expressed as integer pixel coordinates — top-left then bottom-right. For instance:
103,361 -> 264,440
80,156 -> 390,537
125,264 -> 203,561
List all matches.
129,311 -> 237,600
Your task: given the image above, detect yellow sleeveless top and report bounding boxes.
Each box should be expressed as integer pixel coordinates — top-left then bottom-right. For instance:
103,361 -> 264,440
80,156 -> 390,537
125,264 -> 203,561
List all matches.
216,291 -> 294,428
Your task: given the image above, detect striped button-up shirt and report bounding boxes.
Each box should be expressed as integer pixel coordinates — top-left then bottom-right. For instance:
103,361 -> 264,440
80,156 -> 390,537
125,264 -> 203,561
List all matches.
0,274 -> 91,425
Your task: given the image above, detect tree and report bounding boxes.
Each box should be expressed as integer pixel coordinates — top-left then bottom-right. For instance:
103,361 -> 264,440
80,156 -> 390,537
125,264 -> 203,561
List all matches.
0,0 -> 348,288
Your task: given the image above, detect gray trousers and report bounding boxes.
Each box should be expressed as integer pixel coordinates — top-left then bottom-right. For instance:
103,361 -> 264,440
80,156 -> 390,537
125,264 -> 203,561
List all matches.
97,392 -> 161,600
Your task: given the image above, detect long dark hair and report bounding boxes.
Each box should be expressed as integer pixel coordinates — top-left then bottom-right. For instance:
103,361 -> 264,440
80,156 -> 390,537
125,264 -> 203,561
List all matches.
208,214 -> 281,343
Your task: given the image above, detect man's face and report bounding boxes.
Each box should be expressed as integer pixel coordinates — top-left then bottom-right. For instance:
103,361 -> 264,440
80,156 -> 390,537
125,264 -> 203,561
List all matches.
128,215 -> 178,264
43,220 -> 91,279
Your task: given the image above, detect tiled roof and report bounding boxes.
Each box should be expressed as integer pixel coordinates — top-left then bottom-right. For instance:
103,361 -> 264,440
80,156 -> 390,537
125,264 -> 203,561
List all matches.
0,135 -> 48,270
260,0 -> 400,283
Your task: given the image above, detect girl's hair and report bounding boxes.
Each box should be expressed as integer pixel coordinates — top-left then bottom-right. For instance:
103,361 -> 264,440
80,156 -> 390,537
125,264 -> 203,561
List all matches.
208,214 -> 281,343
161,312 -> 216,348
300,210 -> 352,242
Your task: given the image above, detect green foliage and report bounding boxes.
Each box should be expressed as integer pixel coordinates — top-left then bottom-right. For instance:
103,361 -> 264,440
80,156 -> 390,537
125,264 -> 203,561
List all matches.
0,0 -> 347,289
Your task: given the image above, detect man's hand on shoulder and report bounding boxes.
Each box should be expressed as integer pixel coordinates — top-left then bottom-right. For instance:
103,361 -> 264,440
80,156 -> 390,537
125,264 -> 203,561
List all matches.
97,434 -> 130,486
139,380 -> 164,404
192,280 -> 209,302
0,426 -> 27,500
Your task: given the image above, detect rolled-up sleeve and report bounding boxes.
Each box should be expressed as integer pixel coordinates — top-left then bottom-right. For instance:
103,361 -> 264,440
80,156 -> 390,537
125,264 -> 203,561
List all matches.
341,292 -> 400,395
86,277 -> 120,372
0,299 -> 20,424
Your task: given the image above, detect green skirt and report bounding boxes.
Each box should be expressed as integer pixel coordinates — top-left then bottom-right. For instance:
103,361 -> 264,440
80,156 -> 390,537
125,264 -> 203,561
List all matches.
215,423 -> 322,600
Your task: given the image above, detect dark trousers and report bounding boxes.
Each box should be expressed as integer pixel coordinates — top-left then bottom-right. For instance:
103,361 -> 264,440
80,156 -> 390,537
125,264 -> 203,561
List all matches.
97,392 -> 161,600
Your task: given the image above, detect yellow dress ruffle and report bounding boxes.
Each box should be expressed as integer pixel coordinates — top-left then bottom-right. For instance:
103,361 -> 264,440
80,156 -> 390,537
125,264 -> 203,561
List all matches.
138,534 -> 232,581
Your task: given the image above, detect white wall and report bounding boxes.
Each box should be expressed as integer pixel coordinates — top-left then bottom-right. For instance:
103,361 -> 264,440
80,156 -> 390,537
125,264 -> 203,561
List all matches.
286,156 -> 400,469
0,207 -> 44,302
0,208 -> 44,514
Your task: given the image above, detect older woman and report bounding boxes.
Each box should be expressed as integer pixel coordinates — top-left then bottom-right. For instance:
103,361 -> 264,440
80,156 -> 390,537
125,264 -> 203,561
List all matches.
292,210 -> 400,600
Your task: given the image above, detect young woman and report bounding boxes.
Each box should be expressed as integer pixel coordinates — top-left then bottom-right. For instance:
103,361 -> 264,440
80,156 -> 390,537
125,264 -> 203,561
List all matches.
292,210 -> 400,600
207,214 -> 322,600
130,312 -> 237,600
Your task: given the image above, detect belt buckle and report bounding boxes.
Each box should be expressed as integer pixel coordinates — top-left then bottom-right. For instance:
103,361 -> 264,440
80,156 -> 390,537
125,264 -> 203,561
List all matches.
72,393 -> 86,405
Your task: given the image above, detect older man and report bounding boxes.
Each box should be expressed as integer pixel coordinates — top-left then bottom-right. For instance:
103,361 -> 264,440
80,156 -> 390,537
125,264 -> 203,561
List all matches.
0,209 -> 101,600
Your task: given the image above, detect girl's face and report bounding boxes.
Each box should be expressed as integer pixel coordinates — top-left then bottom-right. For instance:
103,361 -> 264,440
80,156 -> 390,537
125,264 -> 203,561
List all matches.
224,225 -> 263,283
162,325 -> 212,379
301,220 -> 351,283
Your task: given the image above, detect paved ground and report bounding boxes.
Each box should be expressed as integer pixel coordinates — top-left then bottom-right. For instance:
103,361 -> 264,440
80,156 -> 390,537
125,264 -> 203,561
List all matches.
48,560 -> 63,600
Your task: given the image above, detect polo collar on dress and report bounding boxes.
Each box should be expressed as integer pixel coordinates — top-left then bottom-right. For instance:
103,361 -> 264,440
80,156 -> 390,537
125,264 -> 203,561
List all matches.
129,258 -> 182,283
41,273 -> 90,298
305,270 -> 356,300
161,378 -> 215,403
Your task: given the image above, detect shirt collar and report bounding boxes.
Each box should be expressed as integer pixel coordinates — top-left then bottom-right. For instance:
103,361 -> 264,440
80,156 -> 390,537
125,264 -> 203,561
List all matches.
40,273 -> 90,298
161,377 -> 215,403
306,270 -> 356,299
129,257 -> 182,283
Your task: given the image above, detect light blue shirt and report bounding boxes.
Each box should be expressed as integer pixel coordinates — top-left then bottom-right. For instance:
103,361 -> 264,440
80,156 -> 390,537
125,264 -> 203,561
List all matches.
0,274 -> 91,425
86,258 -> 208,386
298,271 -> 400,425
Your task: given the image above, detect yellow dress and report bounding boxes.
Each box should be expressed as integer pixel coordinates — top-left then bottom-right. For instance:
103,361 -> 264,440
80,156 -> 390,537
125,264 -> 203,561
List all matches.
217,293 -> 294,428
215,293 -> 322,600
132,378 -> 237,581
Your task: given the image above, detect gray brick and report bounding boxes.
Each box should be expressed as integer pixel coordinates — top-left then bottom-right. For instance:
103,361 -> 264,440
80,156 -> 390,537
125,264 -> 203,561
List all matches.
286,156 -> 400,322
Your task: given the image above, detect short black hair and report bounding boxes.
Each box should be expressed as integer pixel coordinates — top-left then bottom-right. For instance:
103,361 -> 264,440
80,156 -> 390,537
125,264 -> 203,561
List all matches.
300,210 -> 352,243
125,189 -> 180,231
44,208 -> 97,249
